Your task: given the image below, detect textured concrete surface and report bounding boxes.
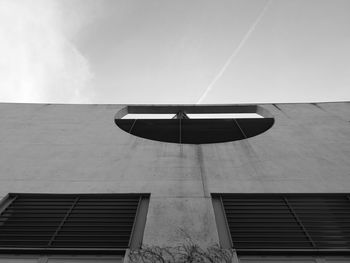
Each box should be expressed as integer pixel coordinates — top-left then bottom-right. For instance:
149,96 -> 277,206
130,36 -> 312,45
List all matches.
0,102 -> 349,247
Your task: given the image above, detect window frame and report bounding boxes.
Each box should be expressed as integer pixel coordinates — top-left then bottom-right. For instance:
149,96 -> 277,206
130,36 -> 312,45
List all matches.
212,193 -> 350,256
0,193 -> 150,256
115,105 -> 275,145
0,254 -> 124,263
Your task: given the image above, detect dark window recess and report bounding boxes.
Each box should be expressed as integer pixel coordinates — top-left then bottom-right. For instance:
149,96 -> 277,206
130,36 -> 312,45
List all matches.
115,118 -> 274,144
0,193 -> 149,254
212,194 -> 350,253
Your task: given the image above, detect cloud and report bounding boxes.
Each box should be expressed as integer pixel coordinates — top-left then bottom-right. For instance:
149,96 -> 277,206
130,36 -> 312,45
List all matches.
0,0 -> 93,103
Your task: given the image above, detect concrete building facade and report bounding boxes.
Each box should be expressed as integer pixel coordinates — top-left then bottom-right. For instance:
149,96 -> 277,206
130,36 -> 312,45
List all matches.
0,102 -> 349,262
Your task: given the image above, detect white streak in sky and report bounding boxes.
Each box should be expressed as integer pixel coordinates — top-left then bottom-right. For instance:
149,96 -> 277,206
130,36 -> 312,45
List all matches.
196,0 -> 272,104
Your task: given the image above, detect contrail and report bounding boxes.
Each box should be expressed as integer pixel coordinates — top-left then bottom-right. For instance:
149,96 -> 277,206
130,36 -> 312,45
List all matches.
196,0 -> 272,104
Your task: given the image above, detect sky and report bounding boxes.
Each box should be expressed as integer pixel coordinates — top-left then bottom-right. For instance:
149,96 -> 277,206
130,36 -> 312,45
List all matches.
0,0 -> 350,104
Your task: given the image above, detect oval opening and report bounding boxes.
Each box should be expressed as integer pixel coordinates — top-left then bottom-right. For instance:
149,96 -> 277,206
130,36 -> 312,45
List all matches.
115,105 -> 274,144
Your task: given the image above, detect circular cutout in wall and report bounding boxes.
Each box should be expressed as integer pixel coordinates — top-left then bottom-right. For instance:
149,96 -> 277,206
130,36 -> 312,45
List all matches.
115,105 -> 274,144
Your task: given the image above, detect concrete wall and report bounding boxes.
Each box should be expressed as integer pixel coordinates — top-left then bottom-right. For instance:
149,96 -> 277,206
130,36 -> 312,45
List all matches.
0,102 -> 349,247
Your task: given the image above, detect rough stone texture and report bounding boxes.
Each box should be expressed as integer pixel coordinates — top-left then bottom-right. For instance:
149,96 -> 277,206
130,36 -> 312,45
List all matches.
0,102 -> 349,247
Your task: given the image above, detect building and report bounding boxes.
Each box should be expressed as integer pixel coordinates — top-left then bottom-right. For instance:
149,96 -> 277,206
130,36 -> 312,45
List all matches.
0,102 -> 349,262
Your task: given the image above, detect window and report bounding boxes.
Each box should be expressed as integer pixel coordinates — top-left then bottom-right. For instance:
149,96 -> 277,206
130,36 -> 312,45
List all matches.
237,256 -> 350,262
115,105 -> 274,144
0,193 -> 149,262
0,255 -> 123,262
212,194 -> 350,256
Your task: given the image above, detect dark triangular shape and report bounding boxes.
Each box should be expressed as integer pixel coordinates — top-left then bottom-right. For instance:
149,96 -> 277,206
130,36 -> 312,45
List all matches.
172,110 -> 189,119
